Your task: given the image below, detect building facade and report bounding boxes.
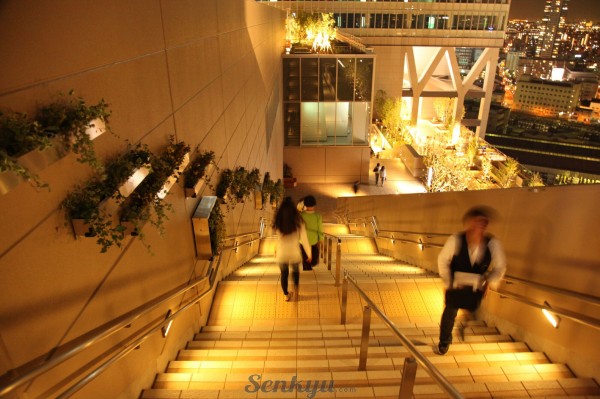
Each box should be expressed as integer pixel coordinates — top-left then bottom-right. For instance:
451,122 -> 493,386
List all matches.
513,74 -> 582,117
258,0 -> 510,140
536,0 -> 570,59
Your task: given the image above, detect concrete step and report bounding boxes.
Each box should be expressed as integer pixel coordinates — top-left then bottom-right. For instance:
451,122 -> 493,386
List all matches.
145,375 -> 600,397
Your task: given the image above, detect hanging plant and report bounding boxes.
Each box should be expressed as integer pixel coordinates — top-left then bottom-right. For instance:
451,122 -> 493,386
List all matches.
183,149 -> 216,198
231,166 -> 250,202
61,178 -> 119,252
208,202 -> 226,256
261,172 -> 274,206
36,90 -> 111,170
61,143 -> 153,252
0,111 -> 47,189
0,91 -> 110,195
216,168 -> 234,201
119,137 -> 190,239
272,178 -> 284,206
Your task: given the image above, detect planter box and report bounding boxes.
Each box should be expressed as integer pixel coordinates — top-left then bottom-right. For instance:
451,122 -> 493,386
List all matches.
283,177 -> 297,188
0,137 -> 67,195
71,218 -> 95,237
85,118 -> 107,140
0,118 -> 107,196
184,164 -> 213,198
254,189 -> 263,210
118,165 -> 151,198
158,152 -> 190,199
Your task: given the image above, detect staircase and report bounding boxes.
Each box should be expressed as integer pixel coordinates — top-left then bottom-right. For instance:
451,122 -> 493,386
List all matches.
141,253 -> 600,398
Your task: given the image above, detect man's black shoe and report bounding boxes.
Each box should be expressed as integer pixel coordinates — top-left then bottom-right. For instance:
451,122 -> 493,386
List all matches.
437,343 -> 449,355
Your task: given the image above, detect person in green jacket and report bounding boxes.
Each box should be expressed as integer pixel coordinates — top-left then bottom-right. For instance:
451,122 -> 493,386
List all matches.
300,195 -> 323,270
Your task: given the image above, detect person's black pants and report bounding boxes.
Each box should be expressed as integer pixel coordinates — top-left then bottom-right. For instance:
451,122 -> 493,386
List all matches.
301,244 -> 320,270
439,288 -> 483,345
279,263 -> 299,295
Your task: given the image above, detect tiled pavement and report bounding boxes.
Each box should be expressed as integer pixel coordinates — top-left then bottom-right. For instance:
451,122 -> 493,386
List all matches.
142,252 -> 600,398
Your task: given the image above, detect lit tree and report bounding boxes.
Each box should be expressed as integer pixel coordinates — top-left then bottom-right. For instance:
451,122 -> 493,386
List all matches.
423,137 -> 471,192
380,97 -> 412,147
465,131 -> 479,167
433,98 -> 456,129
293,13 -> 337,53
496,157 -> 520,188
481,156 -> 492,182
528,172 -> 545,187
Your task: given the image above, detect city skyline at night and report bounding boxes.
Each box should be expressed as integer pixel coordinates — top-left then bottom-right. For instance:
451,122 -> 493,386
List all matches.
509,0 -> 600,21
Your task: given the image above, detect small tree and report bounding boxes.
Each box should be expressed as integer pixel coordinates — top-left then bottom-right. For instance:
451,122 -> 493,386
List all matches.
497,157 -> 520,188
433,98 -> 456,130
528,172 -> 545,187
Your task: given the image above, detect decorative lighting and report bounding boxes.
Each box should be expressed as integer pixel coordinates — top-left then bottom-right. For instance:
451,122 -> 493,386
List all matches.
418,238 -> 424,251
542,301 -> 560,328
234,240 -> 239,253
161,309 -> 173,338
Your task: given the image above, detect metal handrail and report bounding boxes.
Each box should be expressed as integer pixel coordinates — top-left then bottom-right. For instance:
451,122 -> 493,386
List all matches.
378,230 -> 451,239
502,275 -> 600,307
489,288 -> 600,331
0,231 -> 261,397
59,235 -> 264,398
343,271 -> 464,399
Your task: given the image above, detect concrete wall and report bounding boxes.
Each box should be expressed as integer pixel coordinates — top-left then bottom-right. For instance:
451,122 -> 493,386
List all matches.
284,146 -> 371,184
337,184 -> 600,381
0,1 -> 284,398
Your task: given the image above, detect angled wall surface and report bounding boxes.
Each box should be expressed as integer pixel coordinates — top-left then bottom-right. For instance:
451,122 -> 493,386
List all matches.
0,1 -> 284,398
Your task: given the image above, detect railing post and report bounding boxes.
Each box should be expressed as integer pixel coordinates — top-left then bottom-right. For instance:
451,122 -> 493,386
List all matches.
327,237 -> 333,271
341,276 -> 348,325
398,357 -> 418,399
335,238 -> 342,286
358,305 -> 371,371
320,240 -> 324,260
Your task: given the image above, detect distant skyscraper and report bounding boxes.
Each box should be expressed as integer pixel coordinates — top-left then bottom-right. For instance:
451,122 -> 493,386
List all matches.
536,0 -> 570,59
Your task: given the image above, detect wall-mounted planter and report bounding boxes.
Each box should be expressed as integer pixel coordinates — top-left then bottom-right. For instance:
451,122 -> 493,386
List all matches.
284,177 -> 297,188
158,152 -> 190,200
85,118 -> 107,140
185,164 -> 213,198
0,118 -> 107,196
118,165 -> 151,198
254,189 -> 263,210
71,218 -> 96,237
0,137 -> 66,195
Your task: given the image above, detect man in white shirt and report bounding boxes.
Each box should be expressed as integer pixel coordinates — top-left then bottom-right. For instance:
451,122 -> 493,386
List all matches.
436,206 -> 507,355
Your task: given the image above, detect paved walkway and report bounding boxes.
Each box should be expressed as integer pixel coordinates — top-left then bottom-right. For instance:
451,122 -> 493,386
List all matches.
285,157 -> 426,223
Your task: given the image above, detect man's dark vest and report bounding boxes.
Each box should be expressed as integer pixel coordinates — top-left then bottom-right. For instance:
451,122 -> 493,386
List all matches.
445,233 -> 492,310
450,232 -> 492,277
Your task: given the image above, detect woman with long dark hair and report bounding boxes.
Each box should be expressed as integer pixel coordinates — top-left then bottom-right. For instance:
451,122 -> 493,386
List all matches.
273,197 -> 311,301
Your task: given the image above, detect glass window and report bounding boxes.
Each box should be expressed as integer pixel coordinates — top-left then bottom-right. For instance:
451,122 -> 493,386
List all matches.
337,58 -> 355,101
355,58 -> 373,102
301,103 -> 322,144
352,102 -> 370,145
301,58 -> 319,101
284,103 -> 300,146
335,102 -> 352,145
319,59 -> 337,101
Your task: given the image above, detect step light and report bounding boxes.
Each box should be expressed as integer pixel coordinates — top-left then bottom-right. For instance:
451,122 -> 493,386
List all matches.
542,301 -> 560,328
162,309 -> 173,338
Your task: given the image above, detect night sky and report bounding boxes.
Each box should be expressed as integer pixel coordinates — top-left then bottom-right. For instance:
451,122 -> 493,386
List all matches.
509,0 -> 600,21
